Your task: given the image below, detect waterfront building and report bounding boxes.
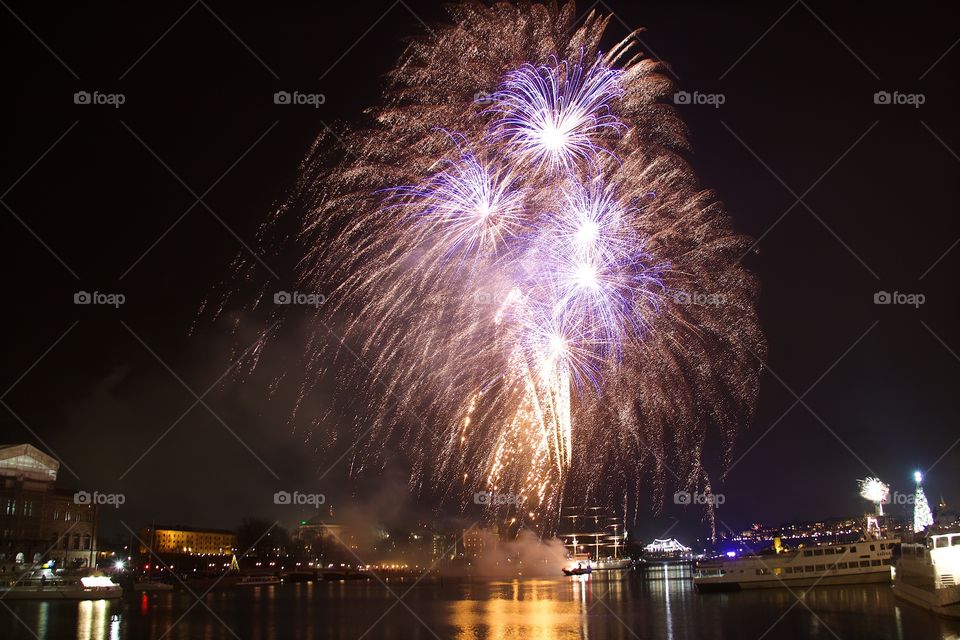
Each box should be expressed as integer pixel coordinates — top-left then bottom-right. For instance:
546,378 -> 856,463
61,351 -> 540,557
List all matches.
0,444 -> 98,569
137,525 -> 236,556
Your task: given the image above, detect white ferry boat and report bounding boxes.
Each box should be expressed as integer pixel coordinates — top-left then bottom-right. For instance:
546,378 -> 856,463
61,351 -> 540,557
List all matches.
893,528 -> 960,617
694,536 -> 898,592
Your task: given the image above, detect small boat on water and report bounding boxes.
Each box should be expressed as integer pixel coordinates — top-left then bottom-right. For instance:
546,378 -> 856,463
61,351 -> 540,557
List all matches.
894,527 -> 960,617
562,563 -> 593,576
237,574 -> 281,587
694,533 -> 899,592
0,567 -> 122,600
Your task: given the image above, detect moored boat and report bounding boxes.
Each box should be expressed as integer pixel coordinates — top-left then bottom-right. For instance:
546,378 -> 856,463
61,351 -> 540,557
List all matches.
237,574 -> 282,587
694,536 -> 898,592
893,528 -> 960,617
0,567 -> 121,600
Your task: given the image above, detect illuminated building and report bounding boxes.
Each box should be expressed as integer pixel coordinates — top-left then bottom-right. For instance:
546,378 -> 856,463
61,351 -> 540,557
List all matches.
0,444 -> 98,569
137,526 -> 236,555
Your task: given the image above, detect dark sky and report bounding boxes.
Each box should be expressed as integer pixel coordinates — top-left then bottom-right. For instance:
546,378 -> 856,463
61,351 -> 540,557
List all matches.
3,1 -> 958,546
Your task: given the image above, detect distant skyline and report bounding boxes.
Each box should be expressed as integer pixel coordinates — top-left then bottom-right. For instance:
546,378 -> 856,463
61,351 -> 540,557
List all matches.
3,1 -> 958,546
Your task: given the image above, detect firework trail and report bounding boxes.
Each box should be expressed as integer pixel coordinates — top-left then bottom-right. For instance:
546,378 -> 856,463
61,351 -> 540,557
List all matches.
218,2 -> 765,532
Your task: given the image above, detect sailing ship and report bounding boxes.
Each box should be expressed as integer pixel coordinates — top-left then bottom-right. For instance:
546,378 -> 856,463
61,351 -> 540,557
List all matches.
559,506 -> 634,575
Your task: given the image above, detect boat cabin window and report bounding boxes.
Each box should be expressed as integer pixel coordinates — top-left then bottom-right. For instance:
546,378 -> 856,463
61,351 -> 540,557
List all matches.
803,550 -> 813,557
935,537 -> 949,548
785,567 -> 792,574
869,544 -> 875,551
860,560 -> 870,567
837,562 -> 847,569
871,559 -> 881,566
825,548 -> 835,555
952,536 -> 960,546
880,544 -> 885,550
805,565 -> 815,572
815,564 -> 825,571
849,546 -> 857,553
814,549 -> 824,556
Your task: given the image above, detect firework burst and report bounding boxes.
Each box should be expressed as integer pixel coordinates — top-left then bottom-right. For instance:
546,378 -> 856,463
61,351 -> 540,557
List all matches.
858,477 -> 890,516
218,2 -> 765,533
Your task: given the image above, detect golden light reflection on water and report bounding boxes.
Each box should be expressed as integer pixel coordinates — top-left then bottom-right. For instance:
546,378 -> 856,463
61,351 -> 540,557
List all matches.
451,581 -> 585,640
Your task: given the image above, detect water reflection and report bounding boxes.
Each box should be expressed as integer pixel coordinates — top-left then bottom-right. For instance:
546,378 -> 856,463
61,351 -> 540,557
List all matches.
2,570 -> 960,640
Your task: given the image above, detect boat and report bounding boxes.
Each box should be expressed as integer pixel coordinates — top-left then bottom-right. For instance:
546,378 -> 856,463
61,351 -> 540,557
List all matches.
0,567 -> 122,600
592,557 -> 634,571
237,574 -> 281,587
893,528 -> 960,617
562,562 -> 593,576
643,538 -> 694,564
694,535 -> 899,592
559,506 -> 634,575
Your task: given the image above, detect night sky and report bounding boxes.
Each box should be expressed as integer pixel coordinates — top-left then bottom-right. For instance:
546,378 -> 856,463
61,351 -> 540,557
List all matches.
3,1 -> 958,545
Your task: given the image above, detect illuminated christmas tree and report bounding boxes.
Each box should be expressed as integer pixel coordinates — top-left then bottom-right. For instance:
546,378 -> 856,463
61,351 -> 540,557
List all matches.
913,471 -> 934,532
